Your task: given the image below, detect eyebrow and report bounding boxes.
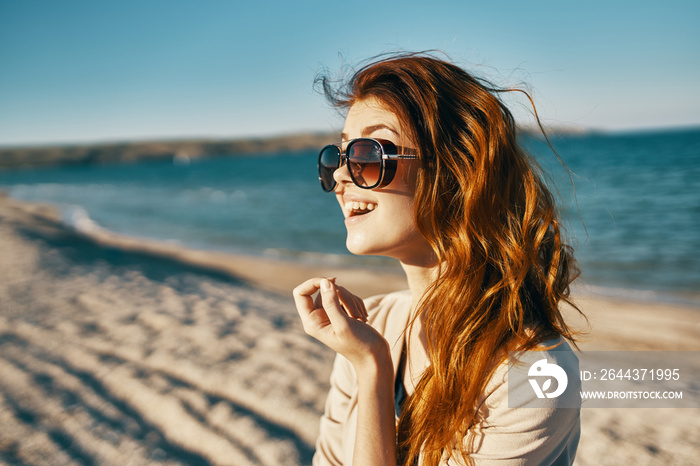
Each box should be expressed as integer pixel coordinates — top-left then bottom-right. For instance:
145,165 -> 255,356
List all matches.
341,124 -> 399,141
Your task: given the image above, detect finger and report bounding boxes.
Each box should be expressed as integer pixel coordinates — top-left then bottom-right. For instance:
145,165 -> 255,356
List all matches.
293,278 -> 328,327
293,277 -> 325,298
319,279 -> 350,330
294,277 -> 335,304
312,280 -> 341,316
335,286 -> 358,318
336,285 -> 368,322
351,291 -> 369,320
318,289 -> 357,322
344,286 -> 368,320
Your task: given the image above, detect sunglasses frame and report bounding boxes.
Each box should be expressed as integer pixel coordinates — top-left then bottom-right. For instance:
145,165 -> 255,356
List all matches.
318,138 -> 418,192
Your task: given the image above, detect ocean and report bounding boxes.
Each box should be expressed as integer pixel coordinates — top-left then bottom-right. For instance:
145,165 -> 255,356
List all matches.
1,128 -> 699,304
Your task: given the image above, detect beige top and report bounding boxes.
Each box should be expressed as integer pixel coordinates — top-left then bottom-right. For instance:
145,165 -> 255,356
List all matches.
313,290 -> 581,466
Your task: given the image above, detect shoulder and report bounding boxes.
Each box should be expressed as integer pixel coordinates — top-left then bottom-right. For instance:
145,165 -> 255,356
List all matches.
363,288 -> 412,313
461,338 -> 581,465
482,337 -> 580,417
499,337 -> 581,408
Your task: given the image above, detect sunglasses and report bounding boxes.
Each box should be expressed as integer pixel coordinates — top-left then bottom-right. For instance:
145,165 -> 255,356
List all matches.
318,138 -> 418,192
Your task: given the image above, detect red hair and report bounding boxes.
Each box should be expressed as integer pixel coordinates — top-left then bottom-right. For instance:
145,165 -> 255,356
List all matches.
320,52 -> 582,465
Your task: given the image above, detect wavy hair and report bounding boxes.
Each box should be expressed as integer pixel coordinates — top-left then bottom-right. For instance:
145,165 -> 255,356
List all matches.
319,52 -> 582,465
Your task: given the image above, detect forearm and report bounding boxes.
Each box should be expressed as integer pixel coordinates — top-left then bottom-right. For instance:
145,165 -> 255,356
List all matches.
352,351 -> 397,466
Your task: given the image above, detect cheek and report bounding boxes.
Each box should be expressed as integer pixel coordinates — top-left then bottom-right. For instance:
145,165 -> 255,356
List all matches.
386,200 -> 417,229
377,198 -> 420,243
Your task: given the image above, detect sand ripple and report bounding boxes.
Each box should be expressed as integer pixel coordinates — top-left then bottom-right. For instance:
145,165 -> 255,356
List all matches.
0,209 -> 332,465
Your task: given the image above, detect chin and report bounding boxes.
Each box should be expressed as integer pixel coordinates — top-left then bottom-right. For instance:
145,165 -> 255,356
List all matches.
346,236 -> 403,259
345,236 -> 382,257
345,241 -> 372,256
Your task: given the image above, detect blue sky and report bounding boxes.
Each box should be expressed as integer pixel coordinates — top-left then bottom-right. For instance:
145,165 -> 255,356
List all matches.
1,0 -> 698,146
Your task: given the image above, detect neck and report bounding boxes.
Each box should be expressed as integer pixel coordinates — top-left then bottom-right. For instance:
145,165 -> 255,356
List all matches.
399,260 -> 437,392
400,261 -> 439,311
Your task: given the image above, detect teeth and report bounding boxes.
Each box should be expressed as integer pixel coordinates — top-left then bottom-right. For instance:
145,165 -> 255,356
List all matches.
345,201 -> 377,213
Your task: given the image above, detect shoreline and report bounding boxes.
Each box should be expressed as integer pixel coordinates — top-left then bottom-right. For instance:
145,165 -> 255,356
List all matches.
0,192 -> 408,299
4,191 -> 698,309
573,283 -> 700,309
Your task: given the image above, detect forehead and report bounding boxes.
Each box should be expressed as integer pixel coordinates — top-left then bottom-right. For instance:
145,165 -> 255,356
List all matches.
342,98 -> 402,139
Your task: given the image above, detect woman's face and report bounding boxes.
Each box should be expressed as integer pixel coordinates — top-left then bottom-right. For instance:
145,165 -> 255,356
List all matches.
334,98 -> 434,266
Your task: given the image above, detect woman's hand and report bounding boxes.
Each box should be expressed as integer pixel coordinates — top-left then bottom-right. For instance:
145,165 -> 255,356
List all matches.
295,278 -> 397,466
293,278 -> 390,369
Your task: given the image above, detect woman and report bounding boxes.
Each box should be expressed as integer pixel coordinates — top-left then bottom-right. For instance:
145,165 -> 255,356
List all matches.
293,53 -> 582,466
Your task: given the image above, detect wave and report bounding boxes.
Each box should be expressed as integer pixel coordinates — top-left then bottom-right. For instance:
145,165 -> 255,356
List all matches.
61,204 -> 107,235
56,204 -> 388,271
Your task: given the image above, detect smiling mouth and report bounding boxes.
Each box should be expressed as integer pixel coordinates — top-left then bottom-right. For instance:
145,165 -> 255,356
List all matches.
344,201 -> 376,217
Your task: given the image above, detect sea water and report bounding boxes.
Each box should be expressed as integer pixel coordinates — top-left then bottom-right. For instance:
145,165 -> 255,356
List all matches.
1,128 -> 698,304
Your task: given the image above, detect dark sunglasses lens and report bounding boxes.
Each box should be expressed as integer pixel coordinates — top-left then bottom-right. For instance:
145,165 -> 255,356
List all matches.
347,140 -> 382,188
319,146 -> 340,191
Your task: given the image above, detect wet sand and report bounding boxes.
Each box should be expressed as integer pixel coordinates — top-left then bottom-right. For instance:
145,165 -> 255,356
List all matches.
0,194 -> 698,465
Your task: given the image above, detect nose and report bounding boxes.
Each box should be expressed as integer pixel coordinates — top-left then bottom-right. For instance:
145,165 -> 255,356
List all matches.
333,157 -> 353,187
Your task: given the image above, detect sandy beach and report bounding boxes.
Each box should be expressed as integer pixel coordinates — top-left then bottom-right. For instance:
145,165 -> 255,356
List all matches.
0,193 -> 698,466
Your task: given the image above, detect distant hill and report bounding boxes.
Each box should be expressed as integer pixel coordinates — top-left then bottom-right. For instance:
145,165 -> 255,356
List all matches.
0,132 -> 339,170
0,126 -> 593,170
